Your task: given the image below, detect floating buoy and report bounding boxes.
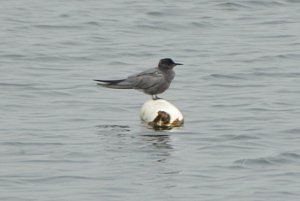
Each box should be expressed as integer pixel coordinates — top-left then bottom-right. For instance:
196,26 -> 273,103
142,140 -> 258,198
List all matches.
140,99 -> 184,130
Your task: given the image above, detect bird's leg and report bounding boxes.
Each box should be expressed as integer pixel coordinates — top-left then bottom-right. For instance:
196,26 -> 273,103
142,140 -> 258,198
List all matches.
152,95 -> 162,100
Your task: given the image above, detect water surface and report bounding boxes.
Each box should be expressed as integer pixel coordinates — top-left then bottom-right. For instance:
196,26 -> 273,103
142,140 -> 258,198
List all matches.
1,0 -> 300,200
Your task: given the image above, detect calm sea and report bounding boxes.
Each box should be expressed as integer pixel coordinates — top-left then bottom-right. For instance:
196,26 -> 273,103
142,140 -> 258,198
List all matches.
1,0 -> 300,200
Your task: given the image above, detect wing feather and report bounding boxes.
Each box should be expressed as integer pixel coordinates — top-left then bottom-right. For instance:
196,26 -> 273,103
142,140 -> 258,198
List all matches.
127,68 -> 164,90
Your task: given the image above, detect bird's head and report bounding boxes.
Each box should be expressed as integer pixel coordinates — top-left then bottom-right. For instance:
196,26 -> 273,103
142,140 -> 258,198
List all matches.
158,58 -> 183,70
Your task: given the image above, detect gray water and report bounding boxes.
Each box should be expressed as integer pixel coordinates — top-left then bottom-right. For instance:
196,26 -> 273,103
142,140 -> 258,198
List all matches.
1,0 -> 300,200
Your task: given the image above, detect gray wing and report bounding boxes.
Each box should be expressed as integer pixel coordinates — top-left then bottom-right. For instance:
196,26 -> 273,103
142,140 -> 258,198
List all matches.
126,68 -> 165,90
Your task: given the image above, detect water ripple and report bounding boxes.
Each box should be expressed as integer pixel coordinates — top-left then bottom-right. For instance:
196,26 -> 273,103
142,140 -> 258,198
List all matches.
215,2 -> 251,10
33,24 -> 82,29
235,152 -> 300,168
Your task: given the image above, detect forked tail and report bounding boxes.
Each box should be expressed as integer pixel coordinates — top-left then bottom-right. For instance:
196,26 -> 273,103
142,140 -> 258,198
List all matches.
94,79 -> 132,89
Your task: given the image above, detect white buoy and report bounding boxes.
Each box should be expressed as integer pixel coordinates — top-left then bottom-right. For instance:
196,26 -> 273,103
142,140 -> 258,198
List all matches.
140,99 -> 184,130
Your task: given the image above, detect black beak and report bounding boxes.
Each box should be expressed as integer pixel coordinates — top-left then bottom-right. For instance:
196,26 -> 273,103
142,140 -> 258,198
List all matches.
175,63 -> 183,65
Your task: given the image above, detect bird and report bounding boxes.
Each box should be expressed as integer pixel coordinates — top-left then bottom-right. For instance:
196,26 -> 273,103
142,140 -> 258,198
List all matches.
94,58 -> 182,100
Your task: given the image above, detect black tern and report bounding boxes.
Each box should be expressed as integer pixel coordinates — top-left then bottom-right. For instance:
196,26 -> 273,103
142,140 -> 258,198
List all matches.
94,58 -> 182,100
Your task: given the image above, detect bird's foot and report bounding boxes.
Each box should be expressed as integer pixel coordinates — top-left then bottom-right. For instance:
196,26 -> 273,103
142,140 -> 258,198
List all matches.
152,95 -> 163,100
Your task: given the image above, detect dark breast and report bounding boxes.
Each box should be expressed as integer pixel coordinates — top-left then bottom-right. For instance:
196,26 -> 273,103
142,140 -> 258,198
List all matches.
143,70 -> 175,95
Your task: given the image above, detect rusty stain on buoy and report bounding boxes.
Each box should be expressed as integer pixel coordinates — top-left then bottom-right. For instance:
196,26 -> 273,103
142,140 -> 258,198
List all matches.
140,99 -> 184,130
